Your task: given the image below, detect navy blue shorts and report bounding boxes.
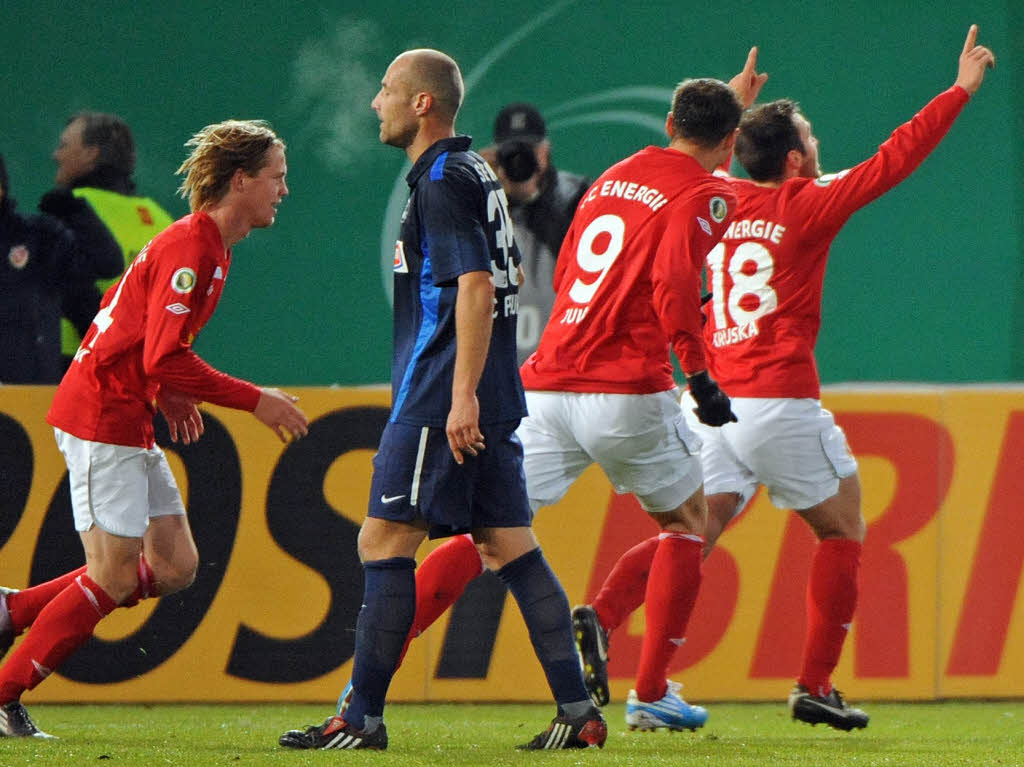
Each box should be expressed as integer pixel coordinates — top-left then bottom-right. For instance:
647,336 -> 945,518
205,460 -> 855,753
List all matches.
368,420 -> 531,538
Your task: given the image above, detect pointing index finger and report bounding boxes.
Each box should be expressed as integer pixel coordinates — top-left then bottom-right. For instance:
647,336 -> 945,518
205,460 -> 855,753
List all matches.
963,24 -> 978,56
744,46 -> 759,75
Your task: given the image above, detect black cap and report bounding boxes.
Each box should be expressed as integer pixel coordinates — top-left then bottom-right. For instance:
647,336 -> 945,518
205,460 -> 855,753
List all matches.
494,102 -> 546,144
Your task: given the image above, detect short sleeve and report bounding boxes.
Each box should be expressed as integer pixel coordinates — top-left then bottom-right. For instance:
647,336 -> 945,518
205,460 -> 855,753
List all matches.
416,168 -> 492,285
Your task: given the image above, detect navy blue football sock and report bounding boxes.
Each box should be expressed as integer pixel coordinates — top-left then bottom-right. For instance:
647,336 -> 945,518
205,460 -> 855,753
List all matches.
496,547 -> 590,708
344,557 -> 416,730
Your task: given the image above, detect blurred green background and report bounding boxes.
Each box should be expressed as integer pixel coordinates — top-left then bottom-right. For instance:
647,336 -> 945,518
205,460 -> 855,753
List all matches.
2,0 -> 1019,385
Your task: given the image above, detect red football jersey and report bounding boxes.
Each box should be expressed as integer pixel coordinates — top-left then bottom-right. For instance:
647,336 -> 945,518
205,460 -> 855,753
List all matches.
48,212 -> 261,447
520,146 -> 735,394
705,86 -> 969,398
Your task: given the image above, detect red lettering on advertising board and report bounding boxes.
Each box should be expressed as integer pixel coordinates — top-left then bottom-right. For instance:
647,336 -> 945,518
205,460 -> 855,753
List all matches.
947,412 -> 1024,675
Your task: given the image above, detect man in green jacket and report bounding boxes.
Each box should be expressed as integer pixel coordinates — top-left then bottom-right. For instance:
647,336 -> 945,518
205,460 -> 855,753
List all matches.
47,112 -> 174,369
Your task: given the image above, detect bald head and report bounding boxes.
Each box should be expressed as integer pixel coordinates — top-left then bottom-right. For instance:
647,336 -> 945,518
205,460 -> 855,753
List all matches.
393,48 -> 465,122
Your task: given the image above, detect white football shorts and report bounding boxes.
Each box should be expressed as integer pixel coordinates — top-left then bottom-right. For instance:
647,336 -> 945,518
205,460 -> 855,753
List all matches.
53,428 -> 187,538
519,389 -> 704,514
681,395 -> 858,517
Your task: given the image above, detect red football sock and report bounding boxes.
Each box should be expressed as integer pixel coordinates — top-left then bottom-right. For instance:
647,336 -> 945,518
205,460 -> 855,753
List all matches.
798,538 -> 861,697
634,533 -> 703,702
118,556 -> 158,608
396,533 -> 483,667
592,536 -> 658,633
0,574 -> 116,704
5,565 -> 88,634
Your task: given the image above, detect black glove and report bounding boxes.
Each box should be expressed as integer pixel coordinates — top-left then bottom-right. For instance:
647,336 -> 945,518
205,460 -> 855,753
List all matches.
39,188 -> 86,218
700,291 -> 712,326
686,371 -> 738,427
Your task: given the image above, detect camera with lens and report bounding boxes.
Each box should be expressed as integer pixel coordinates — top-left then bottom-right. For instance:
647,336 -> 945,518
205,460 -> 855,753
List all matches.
495,139 -> 539,183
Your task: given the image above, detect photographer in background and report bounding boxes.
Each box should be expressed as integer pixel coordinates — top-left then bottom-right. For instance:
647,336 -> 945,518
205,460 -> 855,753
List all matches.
484,103 -> 590,363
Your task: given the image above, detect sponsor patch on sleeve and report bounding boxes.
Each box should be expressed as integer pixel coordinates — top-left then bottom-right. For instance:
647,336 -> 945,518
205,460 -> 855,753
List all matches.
709,196 -> 728,223
393,241 -> 409,273
171,267 -> 197,294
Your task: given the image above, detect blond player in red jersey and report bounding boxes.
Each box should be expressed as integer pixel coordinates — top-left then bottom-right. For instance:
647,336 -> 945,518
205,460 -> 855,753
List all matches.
573,25 -> 995,732
0,120 -> 308,739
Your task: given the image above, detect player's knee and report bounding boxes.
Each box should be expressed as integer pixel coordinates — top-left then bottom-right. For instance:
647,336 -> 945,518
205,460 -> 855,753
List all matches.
645,491 -> 706,536
89,564 -> 140,604
840,511 -> 867,543
356,531 -> 385,562
472,526 -> 538,569
703,492 -> 742,553
167,563 -> 198,594
832,475 -> 865,541
155,552 -> 199,595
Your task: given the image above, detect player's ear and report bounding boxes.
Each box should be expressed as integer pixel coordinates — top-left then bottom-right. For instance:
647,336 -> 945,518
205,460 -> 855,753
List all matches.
83,144 -> 101,169
784,148 -> 804,175
722,129 -> 738,153
664,112 -> 675,140
230,167 -> 248,194
412,91 -> 433,117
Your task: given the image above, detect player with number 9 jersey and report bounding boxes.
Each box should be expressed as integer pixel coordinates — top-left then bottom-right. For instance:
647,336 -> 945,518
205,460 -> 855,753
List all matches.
47,212 -> 261,448
520,148 -> 735,394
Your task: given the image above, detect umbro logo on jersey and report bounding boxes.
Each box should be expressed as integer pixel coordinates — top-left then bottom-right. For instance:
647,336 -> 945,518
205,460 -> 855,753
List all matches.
393,241 -> 408,273
380,494 -> 406,504
697,216 -> 713,236
213,266 -> 224,280
165,303 -> 191,315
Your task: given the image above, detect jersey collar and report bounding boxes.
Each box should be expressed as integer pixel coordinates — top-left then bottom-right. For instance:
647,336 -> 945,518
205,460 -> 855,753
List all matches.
406,135 -> 473,187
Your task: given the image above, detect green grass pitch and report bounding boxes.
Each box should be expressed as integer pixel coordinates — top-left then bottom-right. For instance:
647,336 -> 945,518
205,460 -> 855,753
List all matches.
3,701 -> 1023,766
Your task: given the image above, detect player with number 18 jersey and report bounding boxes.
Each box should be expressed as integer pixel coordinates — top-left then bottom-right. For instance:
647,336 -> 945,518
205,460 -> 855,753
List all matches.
705,85 -> 970,398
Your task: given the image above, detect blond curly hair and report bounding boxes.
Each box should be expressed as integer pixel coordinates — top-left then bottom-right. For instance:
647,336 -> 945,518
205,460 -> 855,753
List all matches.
176,119 -> 284,211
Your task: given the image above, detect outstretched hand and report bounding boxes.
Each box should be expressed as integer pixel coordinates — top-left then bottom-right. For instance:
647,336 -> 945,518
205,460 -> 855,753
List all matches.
729,46 -> 769,109
955,24 -> 995,95
254,387 -> 309,443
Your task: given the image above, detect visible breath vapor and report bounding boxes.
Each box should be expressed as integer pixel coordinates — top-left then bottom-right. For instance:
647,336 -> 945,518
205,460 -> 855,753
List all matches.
289,17 -> 380,171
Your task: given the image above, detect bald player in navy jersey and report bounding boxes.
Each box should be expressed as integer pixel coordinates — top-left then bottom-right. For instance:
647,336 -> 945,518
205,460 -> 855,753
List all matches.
278,48 -> 605,753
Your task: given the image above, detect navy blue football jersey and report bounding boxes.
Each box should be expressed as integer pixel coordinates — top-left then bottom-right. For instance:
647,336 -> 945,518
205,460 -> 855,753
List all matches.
389,135 -> 526,427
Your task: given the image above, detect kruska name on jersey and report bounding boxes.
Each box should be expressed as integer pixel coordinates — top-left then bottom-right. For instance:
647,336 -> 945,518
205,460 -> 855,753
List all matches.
712,321 -> 759,348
